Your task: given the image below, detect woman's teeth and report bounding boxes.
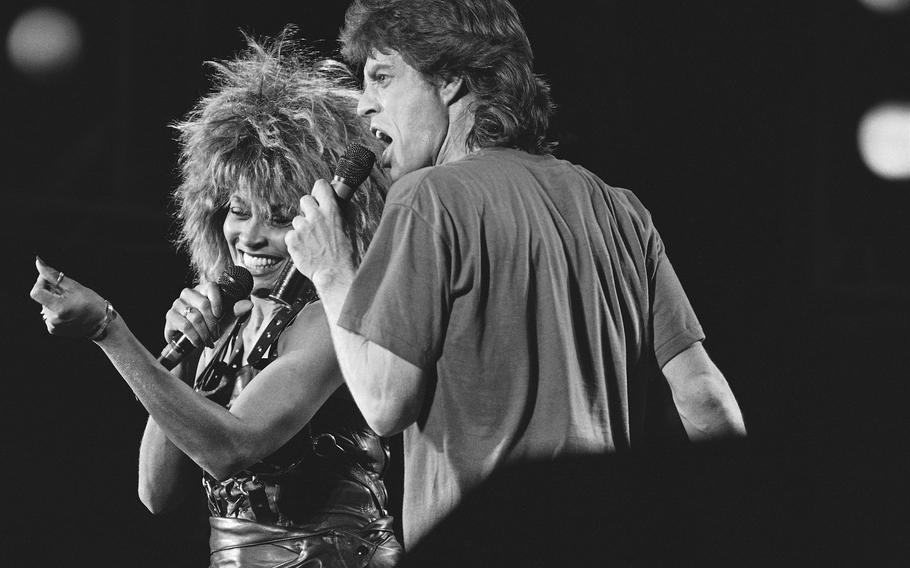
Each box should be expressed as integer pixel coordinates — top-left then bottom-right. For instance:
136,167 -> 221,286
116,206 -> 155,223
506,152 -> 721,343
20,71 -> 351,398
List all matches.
240,252 -> 280,270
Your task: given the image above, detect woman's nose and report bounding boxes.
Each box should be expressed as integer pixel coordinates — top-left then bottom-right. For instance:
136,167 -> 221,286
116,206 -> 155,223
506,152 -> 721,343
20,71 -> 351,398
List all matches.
238,218 -> 268,247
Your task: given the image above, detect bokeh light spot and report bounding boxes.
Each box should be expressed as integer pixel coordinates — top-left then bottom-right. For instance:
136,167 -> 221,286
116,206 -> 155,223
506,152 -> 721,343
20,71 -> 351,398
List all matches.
858,102 -> 910,180
6,6 -> 83,76
857,0 -> 910,14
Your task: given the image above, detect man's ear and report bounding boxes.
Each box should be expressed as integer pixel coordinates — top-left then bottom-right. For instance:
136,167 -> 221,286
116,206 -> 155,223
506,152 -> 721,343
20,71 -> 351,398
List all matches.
438,75 -> 465,106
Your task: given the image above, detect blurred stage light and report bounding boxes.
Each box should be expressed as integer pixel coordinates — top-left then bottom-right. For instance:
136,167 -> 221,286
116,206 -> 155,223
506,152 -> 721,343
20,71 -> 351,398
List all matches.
858,102 -> 910,181
6,6 -> 82,76
857,0 -> 910,13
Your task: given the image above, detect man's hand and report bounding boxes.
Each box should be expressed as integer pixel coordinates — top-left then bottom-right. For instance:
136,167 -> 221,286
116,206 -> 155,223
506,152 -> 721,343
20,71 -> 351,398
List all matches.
285,180 -> 356,288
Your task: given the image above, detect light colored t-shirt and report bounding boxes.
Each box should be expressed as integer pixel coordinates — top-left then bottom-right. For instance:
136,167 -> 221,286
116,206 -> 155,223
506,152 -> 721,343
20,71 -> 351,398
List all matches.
339,147 -> 704,547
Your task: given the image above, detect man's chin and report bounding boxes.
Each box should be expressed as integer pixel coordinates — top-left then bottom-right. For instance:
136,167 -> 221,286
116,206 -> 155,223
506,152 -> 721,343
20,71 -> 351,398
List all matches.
379,155 -> 397,180
388,161 -> 410,182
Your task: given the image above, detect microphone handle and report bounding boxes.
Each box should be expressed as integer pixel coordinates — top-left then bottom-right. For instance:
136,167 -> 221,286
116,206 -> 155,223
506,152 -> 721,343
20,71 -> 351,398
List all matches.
158,335 -> 196,370
268,178 -> 354,307
154,266 -> 253,372
331,177 -> 355,200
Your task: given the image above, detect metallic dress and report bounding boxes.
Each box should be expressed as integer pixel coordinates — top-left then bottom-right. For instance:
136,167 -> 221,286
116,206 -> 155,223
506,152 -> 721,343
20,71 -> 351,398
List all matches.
193,298 -> 402,568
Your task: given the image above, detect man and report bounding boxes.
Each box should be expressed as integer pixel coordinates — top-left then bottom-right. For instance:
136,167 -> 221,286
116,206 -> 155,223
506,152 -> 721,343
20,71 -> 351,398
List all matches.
286,0 -> 746,548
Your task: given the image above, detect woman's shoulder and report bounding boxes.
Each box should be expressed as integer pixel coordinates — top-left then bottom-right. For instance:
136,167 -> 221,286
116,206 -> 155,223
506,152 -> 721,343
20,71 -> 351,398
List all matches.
277,299 -> 332,354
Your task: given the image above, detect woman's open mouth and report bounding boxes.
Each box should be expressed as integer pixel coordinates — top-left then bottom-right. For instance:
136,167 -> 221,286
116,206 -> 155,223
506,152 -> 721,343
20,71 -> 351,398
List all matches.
238,251 -> 284,275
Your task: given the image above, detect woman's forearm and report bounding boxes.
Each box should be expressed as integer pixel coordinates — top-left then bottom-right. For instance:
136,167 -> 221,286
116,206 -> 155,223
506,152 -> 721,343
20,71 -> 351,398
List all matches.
96,314 -> 253,479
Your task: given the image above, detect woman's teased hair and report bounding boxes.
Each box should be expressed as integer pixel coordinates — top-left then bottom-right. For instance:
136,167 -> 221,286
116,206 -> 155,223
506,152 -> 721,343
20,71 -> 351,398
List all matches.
174,27 -> 387,283
340,0 -> 554,154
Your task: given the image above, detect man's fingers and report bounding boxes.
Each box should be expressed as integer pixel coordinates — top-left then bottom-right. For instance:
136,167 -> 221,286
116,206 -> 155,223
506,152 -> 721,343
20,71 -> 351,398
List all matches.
291,214 -> 307,232
292,179 -> 340,234
297,179 -> 337,216
298,194 -> 320,217
311,179 -> 337,206
285,178 -> 351,282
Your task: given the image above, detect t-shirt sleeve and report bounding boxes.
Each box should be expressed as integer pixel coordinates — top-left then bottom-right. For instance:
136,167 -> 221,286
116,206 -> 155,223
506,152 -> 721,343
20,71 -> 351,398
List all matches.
651,236 -> 705,368
338,201 -> 452,370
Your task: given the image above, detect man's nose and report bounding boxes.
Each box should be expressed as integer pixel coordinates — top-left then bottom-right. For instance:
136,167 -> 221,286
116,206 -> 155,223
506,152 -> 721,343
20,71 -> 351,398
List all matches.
357,87 -> 379,117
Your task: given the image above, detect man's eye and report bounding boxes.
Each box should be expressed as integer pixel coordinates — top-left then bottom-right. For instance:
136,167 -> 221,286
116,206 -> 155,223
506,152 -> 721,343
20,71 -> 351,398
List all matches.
271,215 -> 293,227
229,206 -> 250,218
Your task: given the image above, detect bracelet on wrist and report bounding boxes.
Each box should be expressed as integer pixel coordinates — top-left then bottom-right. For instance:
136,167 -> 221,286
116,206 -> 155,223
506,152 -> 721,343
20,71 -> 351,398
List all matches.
89,300 -> 117,341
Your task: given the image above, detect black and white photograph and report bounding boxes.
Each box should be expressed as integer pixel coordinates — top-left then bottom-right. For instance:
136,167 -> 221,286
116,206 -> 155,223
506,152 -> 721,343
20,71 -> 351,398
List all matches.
3,1 -> 907,565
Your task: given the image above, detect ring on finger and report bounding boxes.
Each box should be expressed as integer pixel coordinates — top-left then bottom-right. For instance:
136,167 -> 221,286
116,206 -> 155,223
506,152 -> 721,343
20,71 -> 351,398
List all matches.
55,272 -> 65,286
183,306 -> 193,318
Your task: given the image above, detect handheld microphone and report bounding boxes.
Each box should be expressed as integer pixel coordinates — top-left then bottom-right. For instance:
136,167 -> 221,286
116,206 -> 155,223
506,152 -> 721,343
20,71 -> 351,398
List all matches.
268,143 -> 376,307
157,266 -> 254,370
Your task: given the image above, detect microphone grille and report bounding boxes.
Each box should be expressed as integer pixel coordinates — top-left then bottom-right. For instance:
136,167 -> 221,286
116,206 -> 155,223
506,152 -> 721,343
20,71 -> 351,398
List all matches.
334,143 -> 376,190
217,266 -> 254,303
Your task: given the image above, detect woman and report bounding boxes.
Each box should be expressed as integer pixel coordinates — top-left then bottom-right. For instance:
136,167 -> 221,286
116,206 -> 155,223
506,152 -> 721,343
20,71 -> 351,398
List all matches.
30,30 -> 401,567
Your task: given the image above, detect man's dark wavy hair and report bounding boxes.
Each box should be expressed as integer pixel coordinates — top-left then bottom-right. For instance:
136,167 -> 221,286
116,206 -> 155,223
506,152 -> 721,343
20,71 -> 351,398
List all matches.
340,0 -> 555,154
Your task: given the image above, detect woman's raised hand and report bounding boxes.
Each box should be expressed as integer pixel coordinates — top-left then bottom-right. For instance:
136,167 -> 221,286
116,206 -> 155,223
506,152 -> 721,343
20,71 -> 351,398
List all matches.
30,256 -> 108,338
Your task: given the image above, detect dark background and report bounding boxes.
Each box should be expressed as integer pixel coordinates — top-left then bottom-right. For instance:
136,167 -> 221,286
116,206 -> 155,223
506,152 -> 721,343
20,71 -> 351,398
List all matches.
2,0 -> 907,565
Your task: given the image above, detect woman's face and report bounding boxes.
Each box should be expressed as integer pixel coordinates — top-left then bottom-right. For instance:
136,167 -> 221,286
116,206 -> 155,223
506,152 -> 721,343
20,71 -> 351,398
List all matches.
223,193 -> 293,291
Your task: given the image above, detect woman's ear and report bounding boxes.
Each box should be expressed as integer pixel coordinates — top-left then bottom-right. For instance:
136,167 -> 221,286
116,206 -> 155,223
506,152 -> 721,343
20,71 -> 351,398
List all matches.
438,75 -> 465,106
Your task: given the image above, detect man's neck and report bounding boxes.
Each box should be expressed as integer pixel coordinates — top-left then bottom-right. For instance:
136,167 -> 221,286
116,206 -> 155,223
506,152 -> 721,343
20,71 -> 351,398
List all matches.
435,95 -> 477,166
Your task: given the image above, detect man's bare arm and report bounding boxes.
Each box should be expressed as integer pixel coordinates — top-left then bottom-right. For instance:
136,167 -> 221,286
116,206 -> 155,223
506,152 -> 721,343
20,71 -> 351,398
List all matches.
662,342 -> 747,441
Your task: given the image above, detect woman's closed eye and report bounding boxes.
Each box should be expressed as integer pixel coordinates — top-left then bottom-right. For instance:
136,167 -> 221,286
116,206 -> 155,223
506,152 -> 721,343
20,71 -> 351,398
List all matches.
228,205 -> 251,219
270,214 -> 294,228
